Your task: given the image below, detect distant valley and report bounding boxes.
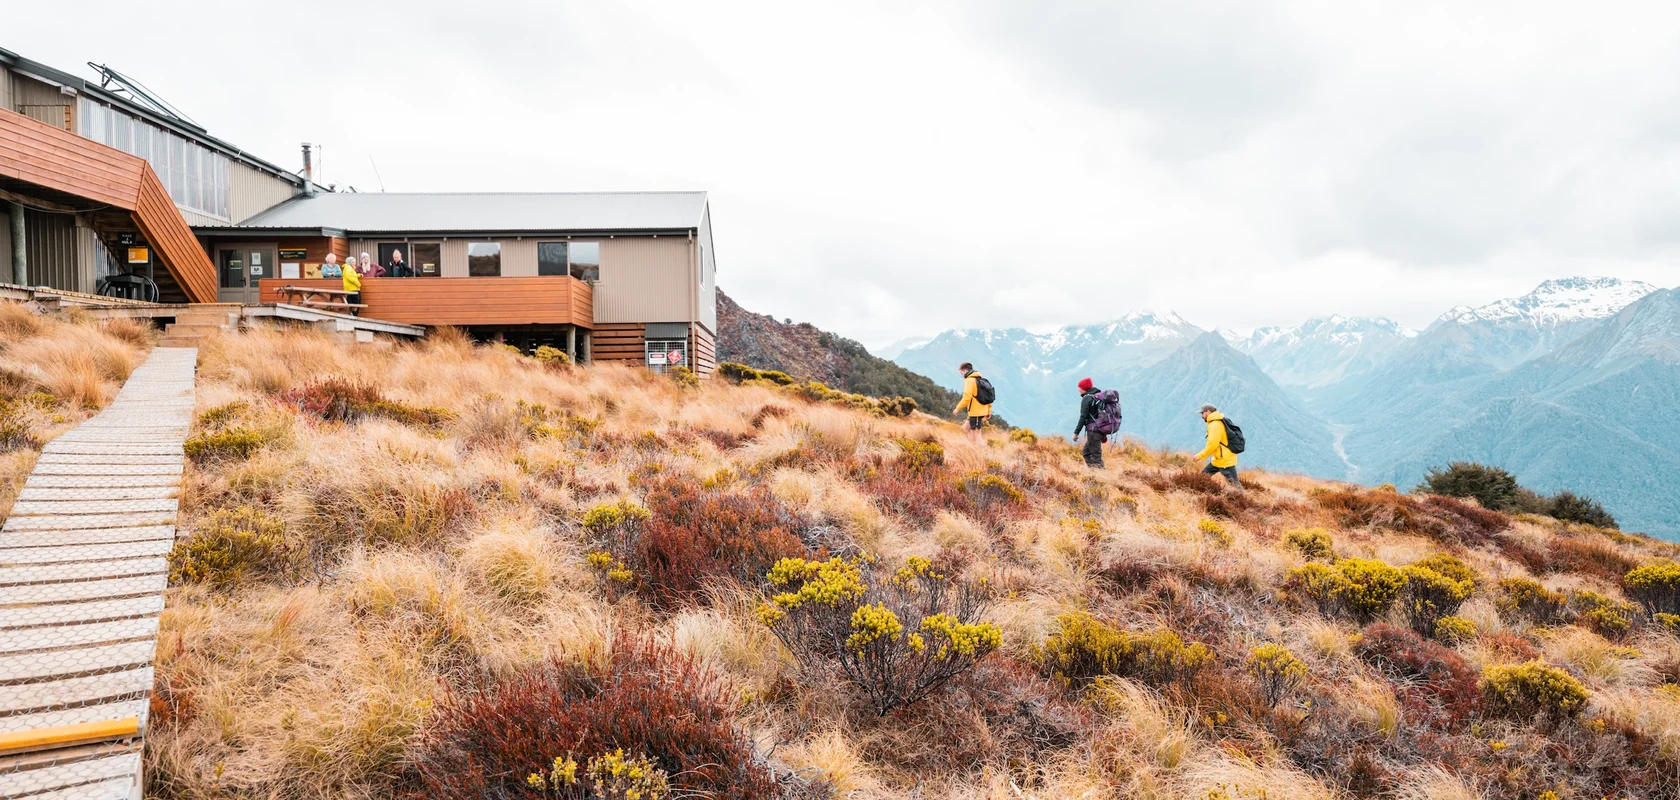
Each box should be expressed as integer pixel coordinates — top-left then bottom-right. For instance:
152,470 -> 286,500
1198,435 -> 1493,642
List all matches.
890,277 -> 1680,538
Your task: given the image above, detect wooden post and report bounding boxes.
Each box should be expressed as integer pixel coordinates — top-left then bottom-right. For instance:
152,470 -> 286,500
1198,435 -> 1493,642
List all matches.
566,325 -> 577,362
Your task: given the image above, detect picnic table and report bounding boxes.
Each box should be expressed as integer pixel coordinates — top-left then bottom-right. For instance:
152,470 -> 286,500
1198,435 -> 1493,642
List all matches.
275,284 -> 367,312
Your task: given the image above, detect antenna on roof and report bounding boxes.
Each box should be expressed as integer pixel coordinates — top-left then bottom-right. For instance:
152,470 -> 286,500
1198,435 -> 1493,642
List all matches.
87,62 -> 200,129
368,155 -> 387,192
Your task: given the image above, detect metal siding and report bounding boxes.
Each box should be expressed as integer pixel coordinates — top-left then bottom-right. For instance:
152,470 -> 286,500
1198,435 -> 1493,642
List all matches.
0,205 -> 12,283
442,240 -> 467,277
0,65 -> 12,110
227,161 -> 298,224
501,239 -> 537,277
236,191 -> 707,232
698,207 -> 717,333
177,207 -> 221,227
593,236 -> 695,324
23,211 -> 86,292
10,73 -> 71,130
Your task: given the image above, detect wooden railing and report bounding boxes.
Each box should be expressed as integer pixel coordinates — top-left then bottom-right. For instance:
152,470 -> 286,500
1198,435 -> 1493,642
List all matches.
257,275 -> 593,327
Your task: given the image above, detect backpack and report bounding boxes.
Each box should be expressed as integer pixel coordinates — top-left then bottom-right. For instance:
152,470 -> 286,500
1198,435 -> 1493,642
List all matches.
1086,389 -> 1122,435
1220,418 -> 1246,454
970,373 -> 996,406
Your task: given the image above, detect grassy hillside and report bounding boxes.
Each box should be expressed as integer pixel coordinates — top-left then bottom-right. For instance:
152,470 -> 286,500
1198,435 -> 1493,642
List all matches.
0,304 -> 152,514
717,290 -> 972,421
119,325 -> 1680,799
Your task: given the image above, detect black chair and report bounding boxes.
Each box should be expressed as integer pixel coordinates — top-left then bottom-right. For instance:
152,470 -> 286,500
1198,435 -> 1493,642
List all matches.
98,273 -> 160,303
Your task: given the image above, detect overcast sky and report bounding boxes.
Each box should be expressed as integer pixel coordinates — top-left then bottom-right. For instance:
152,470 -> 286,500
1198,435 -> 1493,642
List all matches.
13,1 -> 1680,347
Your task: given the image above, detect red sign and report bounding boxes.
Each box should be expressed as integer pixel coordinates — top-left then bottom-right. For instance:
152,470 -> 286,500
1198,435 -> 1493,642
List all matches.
667,349 -> 685,365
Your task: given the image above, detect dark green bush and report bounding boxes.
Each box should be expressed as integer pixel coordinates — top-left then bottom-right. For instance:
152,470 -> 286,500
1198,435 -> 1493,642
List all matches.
1546,490 -> 1617,529
1416,461 -> 1520,511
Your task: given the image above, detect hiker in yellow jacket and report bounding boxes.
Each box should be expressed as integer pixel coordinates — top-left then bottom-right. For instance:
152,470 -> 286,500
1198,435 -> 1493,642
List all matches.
952,362 -> 991,443
341,259 -> 363,317
1194,403 -> 1241,488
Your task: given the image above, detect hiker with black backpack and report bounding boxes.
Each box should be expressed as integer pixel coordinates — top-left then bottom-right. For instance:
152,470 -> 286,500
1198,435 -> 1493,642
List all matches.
952,362 -> 994,443
1073,377 -> 1122,468
1194,403 -> 1243,488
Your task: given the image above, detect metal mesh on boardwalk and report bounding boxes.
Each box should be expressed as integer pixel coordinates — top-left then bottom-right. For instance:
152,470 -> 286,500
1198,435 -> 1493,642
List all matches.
0,347 -> 196,799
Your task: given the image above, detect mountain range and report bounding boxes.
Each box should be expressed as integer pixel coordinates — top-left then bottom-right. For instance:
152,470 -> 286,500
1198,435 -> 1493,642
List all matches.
892,277 -> 1680,538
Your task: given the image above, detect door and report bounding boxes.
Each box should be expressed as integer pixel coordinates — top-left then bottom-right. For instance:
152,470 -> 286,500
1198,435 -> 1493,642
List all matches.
216,246 -> 277,303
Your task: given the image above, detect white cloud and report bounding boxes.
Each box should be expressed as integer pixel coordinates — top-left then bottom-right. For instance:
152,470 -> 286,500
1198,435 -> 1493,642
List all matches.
10,0 -> 1680,347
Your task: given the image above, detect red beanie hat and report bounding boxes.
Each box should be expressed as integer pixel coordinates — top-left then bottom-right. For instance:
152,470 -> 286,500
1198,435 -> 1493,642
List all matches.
1077,377 -> 1094,392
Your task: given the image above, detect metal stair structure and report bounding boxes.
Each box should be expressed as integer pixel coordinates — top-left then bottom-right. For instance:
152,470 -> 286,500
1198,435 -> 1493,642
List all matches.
0,347 -> 197,799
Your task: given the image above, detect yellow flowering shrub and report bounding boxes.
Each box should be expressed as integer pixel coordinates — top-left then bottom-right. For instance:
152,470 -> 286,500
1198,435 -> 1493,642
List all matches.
1496,577 -> 1567,624
758,555 -> 999,716
1287,558 -> 1406,621
1034,612 -> 1212,689
1247,643 -> 1307,706
1284,527 -> 1334,560
1402,562 -> 1474,634
1480,661 -> 1589,720
893,438 -> 946,473
1570,590 -> 1636,639
1433,615 -> 1477,645
1624,561 -> 1680,615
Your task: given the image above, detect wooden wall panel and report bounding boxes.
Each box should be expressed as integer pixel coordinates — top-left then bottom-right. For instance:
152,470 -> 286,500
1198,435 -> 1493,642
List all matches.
257,276 -> 593,327
133,163 -> 217,303
0,108 -> 141,208
591,322 -> 645,364
691,324 -> 716,376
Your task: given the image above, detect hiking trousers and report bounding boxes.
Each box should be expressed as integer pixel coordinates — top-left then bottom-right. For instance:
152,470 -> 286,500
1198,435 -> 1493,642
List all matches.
1082,432 -> 1106,468
1202,463 -> 1241,488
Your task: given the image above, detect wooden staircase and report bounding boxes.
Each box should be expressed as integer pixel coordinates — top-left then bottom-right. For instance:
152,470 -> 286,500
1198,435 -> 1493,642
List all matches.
156,308 -> 239,348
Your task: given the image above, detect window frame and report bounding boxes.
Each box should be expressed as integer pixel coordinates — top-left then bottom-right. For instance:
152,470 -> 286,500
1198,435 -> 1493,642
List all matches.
466,241 -> 503,277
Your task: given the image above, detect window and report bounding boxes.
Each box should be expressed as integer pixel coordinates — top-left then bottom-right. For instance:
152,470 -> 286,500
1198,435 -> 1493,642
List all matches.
467,242 -> 502,276
537,242 -> 568,276
411,243 -> 442,277
570,242 -> 600,281
77,98 -> 231,220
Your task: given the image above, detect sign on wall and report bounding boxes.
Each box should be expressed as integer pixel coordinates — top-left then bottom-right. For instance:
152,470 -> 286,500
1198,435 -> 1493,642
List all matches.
279,249 -> 308,261
126,247 -> 149,264
117,233 -> 136,246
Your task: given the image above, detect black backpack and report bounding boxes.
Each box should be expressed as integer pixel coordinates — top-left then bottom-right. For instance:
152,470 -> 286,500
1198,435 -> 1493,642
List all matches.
1221,418 -> 1246,454
970,373 -> 996,406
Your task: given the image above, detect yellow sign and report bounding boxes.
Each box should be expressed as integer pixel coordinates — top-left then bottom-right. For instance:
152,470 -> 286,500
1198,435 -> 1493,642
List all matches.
126,247 -> 149,264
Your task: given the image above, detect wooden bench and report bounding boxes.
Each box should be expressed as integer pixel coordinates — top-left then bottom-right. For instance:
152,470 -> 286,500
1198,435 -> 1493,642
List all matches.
275,285 -> 368,312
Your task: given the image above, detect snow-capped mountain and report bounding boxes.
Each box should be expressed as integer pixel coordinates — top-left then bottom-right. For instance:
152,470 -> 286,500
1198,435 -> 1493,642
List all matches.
885,276 -> 1680,537
1227,316 -> 1416,389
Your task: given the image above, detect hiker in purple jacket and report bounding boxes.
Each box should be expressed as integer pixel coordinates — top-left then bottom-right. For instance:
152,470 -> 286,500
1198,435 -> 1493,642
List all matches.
1073,377 -> 1121,469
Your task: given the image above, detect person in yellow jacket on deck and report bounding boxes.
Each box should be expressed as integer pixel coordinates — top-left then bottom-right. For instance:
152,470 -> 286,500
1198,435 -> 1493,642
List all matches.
952,362 -> 992,444
341,258 -> 362,317
1194,403 -> 1241,488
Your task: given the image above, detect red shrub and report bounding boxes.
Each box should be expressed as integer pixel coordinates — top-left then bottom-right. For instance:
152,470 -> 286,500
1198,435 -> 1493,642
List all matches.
1419,494 -> 1509,542
856,462 -> 967,528
276,377 -> 449,426
1480,631 -> 1542,663
1316,489 -> 1425,532
637,480 -> 809,608
404,637 -> 777,799
1354,623 -> 1479,729
1146,470 -> 1227,496
1549,534 -> 1638,583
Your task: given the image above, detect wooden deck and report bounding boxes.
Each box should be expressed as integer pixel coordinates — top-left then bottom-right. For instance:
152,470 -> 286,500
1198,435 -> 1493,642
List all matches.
0,347 -> 197,799
256,275 -> 593,328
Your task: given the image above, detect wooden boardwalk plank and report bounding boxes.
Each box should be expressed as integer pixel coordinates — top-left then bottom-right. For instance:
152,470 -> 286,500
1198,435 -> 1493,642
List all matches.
0,750 -> 141,794
0,641 -> 156,684
17,487 -> 177,502
0,558 -> 166,586
3,513 -> 178,532
0,540 -> 173,564
0,617 -> 160,655
0,576 -> 166,608
9,499 -> 179,516
0,596 -> 165,629
0,669 -> 153,714
0,526 -> 175,549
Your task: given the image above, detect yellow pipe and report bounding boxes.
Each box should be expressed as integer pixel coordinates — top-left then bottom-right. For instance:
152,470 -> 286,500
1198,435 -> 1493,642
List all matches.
0,717 -> 140,755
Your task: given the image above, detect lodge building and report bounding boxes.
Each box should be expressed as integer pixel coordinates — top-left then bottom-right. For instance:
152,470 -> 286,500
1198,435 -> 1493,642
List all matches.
0,45 -> 717,375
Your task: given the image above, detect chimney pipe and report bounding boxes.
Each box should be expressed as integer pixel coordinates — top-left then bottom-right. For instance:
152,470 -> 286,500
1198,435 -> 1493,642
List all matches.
301,143 -> 318,197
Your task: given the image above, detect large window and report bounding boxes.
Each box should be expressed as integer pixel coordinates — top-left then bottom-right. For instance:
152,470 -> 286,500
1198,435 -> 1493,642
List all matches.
78,98 -> 230,220
569,242 -> 600,281
467,242 -> 502,276
411,243 -> 442,277
537,241 -> 600,280
537,242 -> 568,276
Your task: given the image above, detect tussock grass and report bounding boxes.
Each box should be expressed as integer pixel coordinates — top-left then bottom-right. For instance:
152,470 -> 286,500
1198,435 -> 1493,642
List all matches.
135,322 -> 1680,799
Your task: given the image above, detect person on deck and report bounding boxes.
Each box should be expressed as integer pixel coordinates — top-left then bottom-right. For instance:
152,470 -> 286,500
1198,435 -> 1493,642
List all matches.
321,253 -> 341,278
389,249 -> 411,278
359,252 -> 384,277
1195,403 -> 1241,488
341,256 -> 362,316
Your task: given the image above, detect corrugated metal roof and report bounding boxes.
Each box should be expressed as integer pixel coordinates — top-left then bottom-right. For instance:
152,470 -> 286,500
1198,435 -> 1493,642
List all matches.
233,191 -> 708,233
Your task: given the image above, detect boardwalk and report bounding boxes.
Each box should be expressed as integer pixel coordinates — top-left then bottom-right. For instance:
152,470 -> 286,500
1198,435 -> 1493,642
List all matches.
0,348 -> 197,799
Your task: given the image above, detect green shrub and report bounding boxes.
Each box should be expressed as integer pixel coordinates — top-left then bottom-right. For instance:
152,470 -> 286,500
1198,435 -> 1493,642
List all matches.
532,345 -> 570,365
892,438 -> 945,473
169,506 -> 288,589
1008,428 -> 1038,445
1570,590 -> 1636,639
1411,553 -> 1478,588
1655,613 -> 1680,637
1416,461 -> 1521,511
1495,577 -> 1567,624
1480,661 -> 1589,720
1433,615 -> 1477,645
1247,643 -> 1307,706
668,365 -> 699,389
195,400 -> 249,428
1034,612 -> 1212,689
758,556 -> 1000,716
1401,562 -> 1474,635
1286,558 -> 1406,622
0,399 -> 36,453
1625,561 -> 1680,616
1284,527 -> 1334,560
1546,490 -> 1617,529
183,427 -> 266,463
